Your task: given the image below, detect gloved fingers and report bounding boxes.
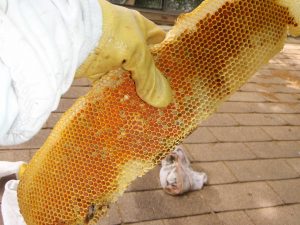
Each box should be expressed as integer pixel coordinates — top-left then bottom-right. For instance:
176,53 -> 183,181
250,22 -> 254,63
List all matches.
123,47 -> 172,108
85,72 -> 106,84
145,23 -> 166,45
134,11 -> 166,45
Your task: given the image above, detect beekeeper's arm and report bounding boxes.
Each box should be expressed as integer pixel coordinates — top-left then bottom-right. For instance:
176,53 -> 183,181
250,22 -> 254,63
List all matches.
0,0 -> 172,146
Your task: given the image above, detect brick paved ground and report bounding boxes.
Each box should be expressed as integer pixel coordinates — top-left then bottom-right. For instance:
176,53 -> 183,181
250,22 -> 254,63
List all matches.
0,38 -> 300,225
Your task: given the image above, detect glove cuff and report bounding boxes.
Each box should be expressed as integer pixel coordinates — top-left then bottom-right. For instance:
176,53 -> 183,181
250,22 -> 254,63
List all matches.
75,0 -> 128,79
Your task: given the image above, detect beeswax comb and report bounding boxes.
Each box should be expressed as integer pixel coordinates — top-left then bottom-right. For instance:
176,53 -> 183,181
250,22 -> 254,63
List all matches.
18,0 -> 299,224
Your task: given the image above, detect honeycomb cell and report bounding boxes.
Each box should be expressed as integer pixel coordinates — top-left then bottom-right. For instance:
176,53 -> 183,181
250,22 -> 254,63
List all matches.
18,0 -> 300,224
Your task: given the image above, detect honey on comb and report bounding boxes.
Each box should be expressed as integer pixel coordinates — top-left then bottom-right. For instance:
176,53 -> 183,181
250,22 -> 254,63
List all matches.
18,0 -> 299,224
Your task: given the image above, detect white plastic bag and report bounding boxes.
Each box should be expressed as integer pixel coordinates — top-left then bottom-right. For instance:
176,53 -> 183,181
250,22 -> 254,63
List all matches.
160,146 -> 207,195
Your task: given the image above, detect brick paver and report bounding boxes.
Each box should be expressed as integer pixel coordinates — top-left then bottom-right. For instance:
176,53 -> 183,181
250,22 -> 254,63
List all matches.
246,204 -> 300,225
183,127 -> 217,143
286,158 -> 300,174
163,214 -> 222,225
271,93 -> 300,102
268,179 -> 300,204
186,143 -> 256,162
225,159 -> 299,181
217,211 -> 254,225
72,78 -> 90,86
228,92 -> 267,102
55,98 -> 76,112
192,162 -> 237,185
62,86 -> 90,99
130,220 -> 165,225
209,127 -> 272,142
259,92 -> 280,102
240,83 -> 300,94
231,114 -> 287,126
217,102 -> 253,113
248,74 -> 287,85
200,182 -> 283,212
200,114 -> 238,127
263,126 -> 300,140
43,113 -> 63,128
280,114 -> 300,125
246,141 -> 300,158
0,150 -> 31,162
218,102 -> 300,113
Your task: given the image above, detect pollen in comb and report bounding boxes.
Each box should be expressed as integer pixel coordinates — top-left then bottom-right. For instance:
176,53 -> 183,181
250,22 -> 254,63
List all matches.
18,0 -> 300,224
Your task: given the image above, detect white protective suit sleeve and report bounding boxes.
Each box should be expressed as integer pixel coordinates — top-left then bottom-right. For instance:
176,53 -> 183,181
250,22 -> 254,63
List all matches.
0,0 -> 103,146
0,161 -> 26,225
2,180 -> 25,225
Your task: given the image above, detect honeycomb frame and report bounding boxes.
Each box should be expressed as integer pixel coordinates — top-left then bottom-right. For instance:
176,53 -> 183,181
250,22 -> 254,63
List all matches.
18,0 -> 299,224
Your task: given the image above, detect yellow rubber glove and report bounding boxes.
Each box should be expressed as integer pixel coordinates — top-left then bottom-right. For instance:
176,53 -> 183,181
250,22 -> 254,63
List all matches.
76,0 -> 173,108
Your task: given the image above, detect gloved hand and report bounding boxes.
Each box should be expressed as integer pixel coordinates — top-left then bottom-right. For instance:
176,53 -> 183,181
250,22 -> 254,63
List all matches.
75,0 -> 173,108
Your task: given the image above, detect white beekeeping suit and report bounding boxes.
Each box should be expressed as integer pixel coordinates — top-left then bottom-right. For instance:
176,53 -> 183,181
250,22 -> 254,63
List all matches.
0,0 -> 103,145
